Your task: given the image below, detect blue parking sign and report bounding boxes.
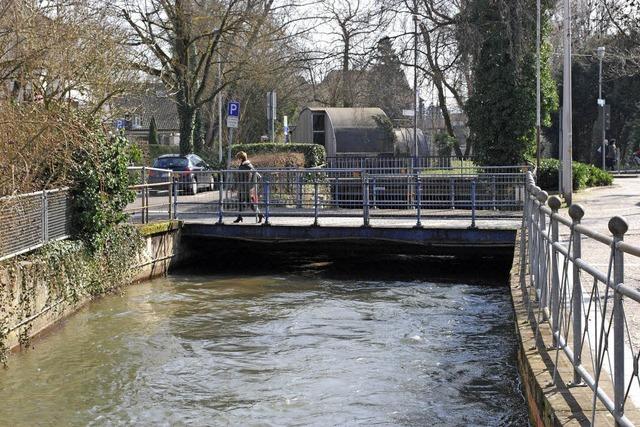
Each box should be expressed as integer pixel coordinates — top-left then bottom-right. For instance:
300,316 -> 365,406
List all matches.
227,101 -> 240,117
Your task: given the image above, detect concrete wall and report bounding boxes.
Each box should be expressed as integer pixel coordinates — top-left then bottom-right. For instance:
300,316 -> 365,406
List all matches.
0,222 -> 184,352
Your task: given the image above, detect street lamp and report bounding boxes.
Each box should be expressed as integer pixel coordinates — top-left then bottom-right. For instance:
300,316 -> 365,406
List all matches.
412,2 -> 419,159
596,46 -> 606,170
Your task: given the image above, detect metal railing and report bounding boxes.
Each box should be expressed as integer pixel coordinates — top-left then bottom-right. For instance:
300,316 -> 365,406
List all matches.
0,188 -> 71,261
523,171 -> 640,426
127,165 -> 528,226
326,155 -> 476,172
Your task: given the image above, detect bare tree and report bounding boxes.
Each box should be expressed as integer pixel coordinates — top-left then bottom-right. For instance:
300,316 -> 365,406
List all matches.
0,0 -> 137,111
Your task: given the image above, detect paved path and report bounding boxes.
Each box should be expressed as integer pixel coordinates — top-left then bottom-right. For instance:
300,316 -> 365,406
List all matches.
556,177 -> 640,284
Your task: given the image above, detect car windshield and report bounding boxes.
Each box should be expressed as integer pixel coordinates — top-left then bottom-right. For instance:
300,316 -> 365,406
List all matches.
154,157 -> 189,169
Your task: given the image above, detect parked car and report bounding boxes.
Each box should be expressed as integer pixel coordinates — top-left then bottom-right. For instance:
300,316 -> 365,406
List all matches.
149,154 -> 215,195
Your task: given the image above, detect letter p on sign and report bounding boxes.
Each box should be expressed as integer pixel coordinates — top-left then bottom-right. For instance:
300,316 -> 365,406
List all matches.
227,101 -> 240,117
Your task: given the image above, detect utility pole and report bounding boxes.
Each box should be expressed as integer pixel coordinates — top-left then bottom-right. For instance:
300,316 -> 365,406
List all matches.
218,53 -> 223,164
561,0 -> 573,205
597,46 -> 606,170
536,0 -> 541,176
413,0 -> 419,158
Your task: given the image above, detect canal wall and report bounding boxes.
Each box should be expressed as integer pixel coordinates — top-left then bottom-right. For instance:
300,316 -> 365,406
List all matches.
0,221 -> 184,354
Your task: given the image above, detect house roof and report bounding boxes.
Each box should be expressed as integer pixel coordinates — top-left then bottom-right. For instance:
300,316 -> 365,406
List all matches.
115,87 -> 179,131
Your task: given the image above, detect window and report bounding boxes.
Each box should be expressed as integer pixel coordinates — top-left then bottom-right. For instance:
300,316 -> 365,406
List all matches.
312,113 -> 325,146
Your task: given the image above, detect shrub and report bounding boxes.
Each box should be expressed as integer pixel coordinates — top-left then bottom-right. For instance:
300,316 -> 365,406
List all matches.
232,143 -> 326,168
536,158 -> 612,191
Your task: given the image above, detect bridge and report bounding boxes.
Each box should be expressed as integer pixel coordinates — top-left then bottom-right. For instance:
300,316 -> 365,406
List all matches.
125,164 -> 526,256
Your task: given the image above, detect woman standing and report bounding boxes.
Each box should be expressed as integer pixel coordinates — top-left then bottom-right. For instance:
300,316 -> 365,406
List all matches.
233,151 -> 263,223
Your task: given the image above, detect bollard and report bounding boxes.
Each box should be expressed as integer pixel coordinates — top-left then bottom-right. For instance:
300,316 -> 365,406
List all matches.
609,216 -> 628,420
263,178 -> 271,226
548,196 -> 562,346
217,173 -> 224,225
363,174 -> 370,227
537,190 -> 549,310
470,179 -> 477,229
569,204 -> 585,384
415,174 -> 422,228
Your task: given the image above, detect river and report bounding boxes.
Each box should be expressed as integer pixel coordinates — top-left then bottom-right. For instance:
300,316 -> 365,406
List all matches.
0,255 -> 527,426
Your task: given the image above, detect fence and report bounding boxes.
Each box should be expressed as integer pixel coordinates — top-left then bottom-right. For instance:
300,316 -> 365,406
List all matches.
326,155 -> 476,171
0,189 -> 72,261
127,165 -> 527,227
523,171 -> 640,426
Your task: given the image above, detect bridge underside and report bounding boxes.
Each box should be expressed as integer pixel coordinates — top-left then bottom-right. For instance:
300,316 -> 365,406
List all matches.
182,223 -> 517,257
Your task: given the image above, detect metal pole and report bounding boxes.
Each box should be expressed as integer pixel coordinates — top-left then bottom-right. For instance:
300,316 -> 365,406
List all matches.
609,216 -> 628,421
264,178 -> 271,226
142,166 -> 147,224
548,196 -> 561,345
413,1 -> 419,158
227,127 -> 233,169
415,174 -> 422,228
562,0 -> 573,205
313,177 -> 319,226
599,55 -> 606,170
363,173 -> 370,227
173,176 -> 178,220
569,204 -> 584,385
470,179 -> 477,229
217,173 -> 224,224
536,0 -> 541,176
218,53 -> 223,164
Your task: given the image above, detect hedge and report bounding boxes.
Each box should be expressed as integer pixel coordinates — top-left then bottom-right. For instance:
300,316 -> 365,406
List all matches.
536,158 -> 613,192
231,143 -> 326,168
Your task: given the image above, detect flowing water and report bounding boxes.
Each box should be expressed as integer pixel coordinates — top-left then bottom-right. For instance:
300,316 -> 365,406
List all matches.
0,256 -> 527,426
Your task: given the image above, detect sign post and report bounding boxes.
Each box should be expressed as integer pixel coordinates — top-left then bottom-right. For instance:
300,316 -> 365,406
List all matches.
226,101 -> 240,168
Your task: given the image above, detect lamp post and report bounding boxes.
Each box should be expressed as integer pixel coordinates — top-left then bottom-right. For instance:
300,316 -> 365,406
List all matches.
413,1 -> 419,159
596,46 -> 606,170
561,0 -> 573,205
536,0 -> 541,176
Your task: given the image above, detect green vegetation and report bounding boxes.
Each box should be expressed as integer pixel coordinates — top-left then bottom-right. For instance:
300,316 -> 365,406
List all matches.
536,158 -> 613,191
232,143 -> 326,168
465,0 -> 558,166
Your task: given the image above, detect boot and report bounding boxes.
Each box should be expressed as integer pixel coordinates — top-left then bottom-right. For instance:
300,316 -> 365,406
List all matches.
257,213 -> 264,223
233,215 -> 243,223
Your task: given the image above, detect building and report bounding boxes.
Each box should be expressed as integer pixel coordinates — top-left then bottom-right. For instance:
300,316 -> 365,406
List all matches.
114,86 -> 180,145
292,107 -> 428,157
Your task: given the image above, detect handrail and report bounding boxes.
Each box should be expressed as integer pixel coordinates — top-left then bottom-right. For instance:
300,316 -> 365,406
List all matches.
522,170 -> 640,424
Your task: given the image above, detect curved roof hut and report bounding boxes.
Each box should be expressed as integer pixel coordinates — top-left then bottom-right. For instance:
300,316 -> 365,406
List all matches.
393,128 -> 429,156
292,107 -> 394,157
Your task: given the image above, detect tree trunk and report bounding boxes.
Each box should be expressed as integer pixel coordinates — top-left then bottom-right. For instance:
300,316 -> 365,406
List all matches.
177,102 -> 196,155
434,76 -> 463,158
342,31 -> 352,107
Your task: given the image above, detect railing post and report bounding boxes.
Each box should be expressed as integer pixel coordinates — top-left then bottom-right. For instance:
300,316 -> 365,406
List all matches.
548,196 -> 562,346
142,166 -> 148,224
168,173 -> 173,220
491,175 -> 497,210
450,178 -> 455,209
415,173 -> 422,228
537,190 -> 549,309
313,177 -> 319,227
609,216 -> 628,421
363,173 -> 370,227
569,204 -> 585,385
41,190 -> 48,244
172,174 -> 178,220
263,177 -> 271,226
296,173 -> 302,209
217,172 -> 224,224
470,178 -> 477,229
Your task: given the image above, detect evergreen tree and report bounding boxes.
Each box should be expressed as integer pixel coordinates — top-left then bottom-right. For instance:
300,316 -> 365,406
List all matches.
366,37 -> 413,120
148,116 -> 159,145
464,0 -> 557,165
